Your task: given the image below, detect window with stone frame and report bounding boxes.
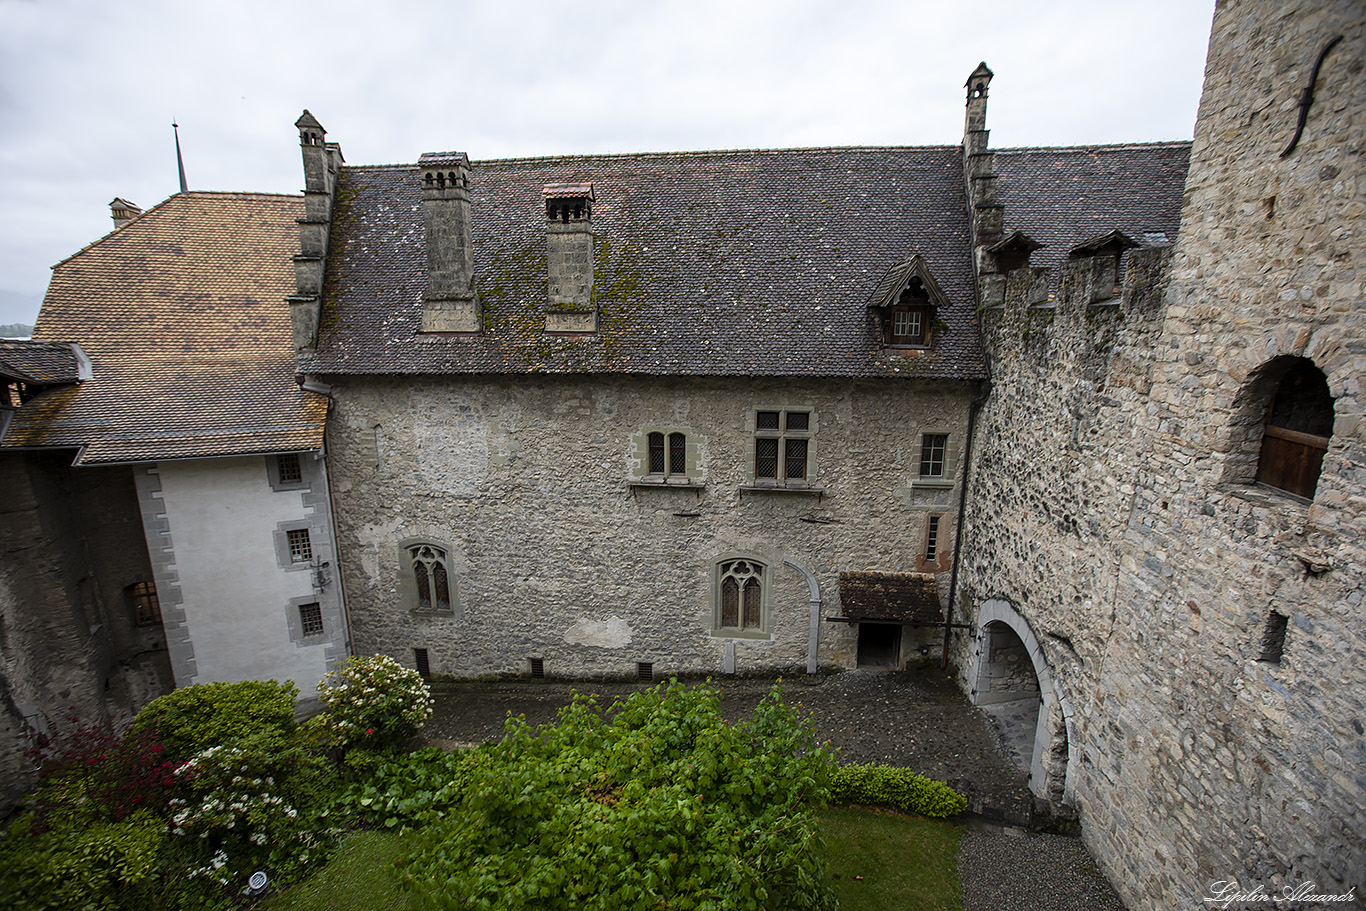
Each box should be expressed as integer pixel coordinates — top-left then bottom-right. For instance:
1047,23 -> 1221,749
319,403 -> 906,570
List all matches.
287,528 -> 313,563
754,409 -> 812,484
125,581 -> 161,626
714,557 -> 769,636
409,543 -> 453,612
1255,360 -> 1334,500
919,434 -> 948,478
647,431 -> 689,477
298,602 -> 324,637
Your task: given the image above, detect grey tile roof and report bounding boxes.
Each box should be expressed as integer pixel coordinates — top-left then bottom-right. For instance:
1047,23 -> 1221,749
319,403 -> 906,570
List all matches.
993,142 -> 1191,275
304,147 -> 989,381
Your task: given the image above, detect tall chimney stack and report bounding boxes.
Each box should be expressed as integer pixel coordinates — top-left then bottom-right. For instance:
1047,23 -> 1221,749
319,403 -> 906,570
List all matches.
288,110 -> 342,352
419,152 -> 480,333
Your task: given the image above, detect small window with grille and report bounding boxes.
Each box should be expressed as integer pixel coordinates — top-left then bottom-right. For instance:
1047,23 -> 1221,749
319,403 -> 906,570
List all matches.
125,581 -> 161,626
754,409 -> 812,485
414,648 -> 431,679
298,602 -> 324,637
287,528 -> 313,563
646,431 -> 689,478
925,515 -> 941,562
277,453 -> 303,485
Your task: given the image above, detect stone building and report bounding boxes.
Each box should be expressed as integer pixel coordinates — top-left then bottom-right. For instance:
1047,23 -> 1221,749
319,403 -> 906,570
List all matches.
954,0 -> 1364,906
0,192 -> 349,806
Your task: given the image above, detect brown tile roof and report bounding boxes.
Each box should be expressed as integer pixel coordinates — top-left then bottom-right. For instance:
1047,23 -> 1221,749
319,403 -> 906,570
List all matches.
303,147 -> 989,381
0,341 -> 83,385
1,193 -> 326,465
838,571 -> 943,623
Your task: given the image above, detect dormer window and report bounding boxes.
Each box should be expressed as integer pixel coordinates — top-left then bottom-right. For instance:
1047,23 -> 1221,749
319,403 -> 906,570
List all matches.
868,255 -> 949,351
883,281 -> 932,346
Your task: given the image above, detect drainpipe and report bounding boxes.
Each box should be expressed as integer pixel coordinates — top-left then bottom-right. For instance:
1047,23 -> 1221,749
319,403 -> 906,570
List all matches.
942,379 -> 991,669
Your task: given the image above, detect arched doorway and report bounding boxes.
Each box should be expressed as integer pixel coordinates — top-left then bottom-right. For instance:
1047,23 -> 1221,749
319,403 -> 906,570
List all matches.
968,599 -> 1073,802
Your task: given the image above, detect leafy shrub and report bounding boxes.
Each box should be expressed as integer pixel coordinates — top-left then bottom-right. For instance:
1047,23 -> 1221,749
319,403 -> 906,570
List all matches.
399,680 -> 838,911
129,680 -> 299,762
339,746 -> 477,830
828,763 -> 968,818
167,732 -> 339,896
316,655 -> 432,751
26,724 -> 180,834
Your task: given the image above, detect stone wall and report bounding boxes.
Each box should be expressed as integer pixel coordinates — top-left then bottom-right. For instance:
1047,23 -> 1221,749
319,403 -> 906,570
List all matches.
325,374 -> 975,678
956,1 -> 1365,906
0,451 -> 173,812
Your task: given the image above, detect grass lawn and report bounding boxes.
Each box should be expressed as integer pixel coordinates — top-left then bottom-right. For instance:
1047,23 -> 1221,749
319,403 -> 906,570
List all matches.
265,807 -> 960,910
820,805 -> 962,911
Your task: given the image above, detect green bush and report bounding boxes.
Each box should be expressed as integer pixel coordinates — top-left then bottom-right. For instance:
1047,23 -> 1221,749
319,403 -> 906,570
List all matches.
828,763 -> 968,818
316,655 -> 432,751
338,746 -> 477,830
129,680 -> 299,762
0,809 -> 170,910
398,680 -> 838,911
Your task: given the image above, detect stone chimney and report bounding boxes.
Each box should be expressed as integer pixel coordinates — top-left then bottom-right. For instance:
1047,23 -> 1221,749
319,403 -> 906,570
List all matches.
543,182 -> 595,333
963,63 -> 1003,271
109,198 -> 141,230
288,110 -> 343,352
419,152 -> 480,332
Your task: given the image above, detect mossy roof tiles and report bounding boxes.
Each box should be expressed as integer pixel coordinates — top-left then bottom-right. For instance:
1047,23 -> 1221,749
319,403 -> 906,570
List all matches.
1,192 -> 326,464
0,341 -> 82,384
304,146 -> 989,380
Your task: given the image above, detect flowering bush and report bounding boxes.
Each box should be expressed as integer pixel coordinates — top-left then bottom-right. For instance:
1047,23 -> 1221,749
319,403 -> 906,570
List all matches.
168,734 -> 337,896
129,679 -> 298,762
316,654 -> 432,751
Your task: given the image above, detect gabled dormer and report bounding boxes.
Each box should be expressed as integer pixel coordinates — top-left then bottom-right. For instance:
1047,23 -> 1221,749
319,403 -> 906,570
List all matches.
1068,230 -> 1139,302
0,341 -> 90,441
984,230 -> 1045,274
867,255 -> 950,348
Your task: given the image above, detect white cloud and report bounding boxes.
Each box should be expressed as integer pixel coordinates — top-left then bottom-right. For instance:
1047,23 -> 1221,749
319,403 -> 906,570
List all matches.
0,0 -> 1215,325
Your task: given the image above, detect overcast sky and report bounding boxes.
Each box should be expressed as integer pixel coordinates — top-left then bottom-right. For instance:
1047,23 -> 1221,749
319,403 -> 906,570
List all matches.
0,0 -> 1216,328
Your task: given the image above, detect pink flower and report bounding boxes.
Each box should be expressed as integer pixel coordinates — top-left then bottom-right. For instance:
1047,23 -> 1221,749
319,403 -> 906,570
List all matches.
366,728 -> 374,735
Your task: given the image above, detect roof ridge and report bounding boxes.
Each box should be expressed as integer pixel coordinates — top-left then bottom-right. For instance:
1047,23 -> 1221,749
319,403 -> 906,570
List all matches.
46,192 -> 303,273
342,144 -> 965,172
995,140 -> 1192,153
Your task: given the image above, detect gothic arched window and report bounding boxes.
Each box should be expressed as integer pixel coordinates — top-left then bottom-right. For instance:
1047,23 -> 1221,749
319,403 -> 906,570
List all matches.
408,543 -> 453,612
714,557 -> 769,636
1255,360 -> 1334,500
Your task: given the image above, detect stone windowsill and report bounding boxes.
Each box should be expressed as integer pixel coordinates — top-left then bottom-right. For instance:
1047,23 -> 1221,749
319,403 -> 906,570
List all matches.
911,478 -> 955,490
629,477 -> 705,490
709,628 -> 773,641
740,482 -> 826,495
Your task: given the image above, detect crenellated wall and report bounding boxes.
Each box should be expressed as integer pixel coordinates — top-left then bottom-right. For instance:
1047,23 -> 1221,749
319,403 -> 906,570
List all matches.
956,1 -> 1365,907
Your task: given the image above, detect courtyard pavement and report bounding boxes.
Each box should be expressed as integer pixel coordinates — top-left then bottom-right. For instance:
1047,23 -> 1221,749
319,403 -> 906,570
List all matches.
423,665 -> 1126,910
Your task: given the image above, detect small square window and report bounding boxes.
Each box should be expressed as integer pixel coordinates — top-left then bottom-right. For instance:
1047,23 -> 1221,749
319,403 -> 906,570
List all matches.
298,602 -> 324,636
287,528 -> 313,563
920,434 -> 947,478
886,306 -> 930,345
277,453 -> 303,485
756,411 -> 781,431
125,581 -> 161,626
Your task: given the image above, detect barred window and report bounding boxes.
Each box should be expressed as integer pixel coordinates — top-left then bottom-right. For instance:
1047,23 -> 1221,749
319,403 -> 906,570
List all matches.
926,515 -> 941,562
410,543 -> 452,612
919,434 -> 947,478
755,409 -> 811,483
287,528 -> 313,563
277,453 -> 303,484
298,602 -> 324,637
125,581 -> 161,626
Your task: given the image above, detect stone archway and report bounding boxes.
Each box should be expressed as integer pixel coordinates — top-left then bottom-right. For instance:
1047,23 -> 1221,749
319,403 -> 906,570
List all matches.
968,598 -> 1074,803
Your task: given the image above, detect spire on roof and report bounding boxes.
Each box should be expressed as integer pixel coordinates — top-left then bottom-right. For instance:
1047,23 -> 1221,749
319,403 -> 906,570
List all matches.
173,120 -> 188,194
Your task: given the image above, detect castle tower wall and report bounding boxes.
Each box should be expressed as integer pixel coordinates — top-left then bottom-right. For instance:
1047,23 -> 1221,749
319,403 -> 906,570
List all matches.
957,1 -> 1365,906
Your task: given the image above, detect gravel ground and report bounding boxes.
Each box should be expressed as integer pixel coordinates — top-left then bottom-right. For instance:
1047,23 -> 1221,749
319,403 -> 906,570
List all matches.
422,665 -> 1126,909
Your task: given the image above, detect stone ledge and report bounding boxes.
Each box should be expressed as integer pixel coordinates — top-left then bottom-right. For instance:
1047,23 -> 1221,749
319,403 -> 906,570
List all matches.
739,483 -> 826,496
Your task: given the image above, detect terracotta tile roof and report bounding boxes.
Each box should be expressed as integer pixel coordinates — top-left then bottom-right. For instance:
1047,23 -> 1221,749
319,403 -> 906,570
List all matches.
838,571 -> 943,623
303,147 -> 989,381
1,192 -> 326,464
994,142 -> 1191,276
0,341 -> 82,385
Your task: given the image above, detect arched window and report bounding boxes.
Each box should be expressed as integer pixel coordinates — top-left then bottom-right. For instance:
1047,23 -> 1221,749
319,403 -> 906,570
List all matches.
646,431 -> 688,477
1255,360 -> 1333,499
408,543 -> 453,612
714,557 -> 769,636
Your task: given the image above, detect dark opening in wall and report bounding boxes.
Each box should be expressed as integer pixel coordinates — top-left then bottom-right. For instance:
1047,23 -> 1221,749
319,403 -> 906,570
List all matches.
414,648 -> 431,679
637,661 -> 653,681
530,657 -> 545,678
1258,611 -> 1289,664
